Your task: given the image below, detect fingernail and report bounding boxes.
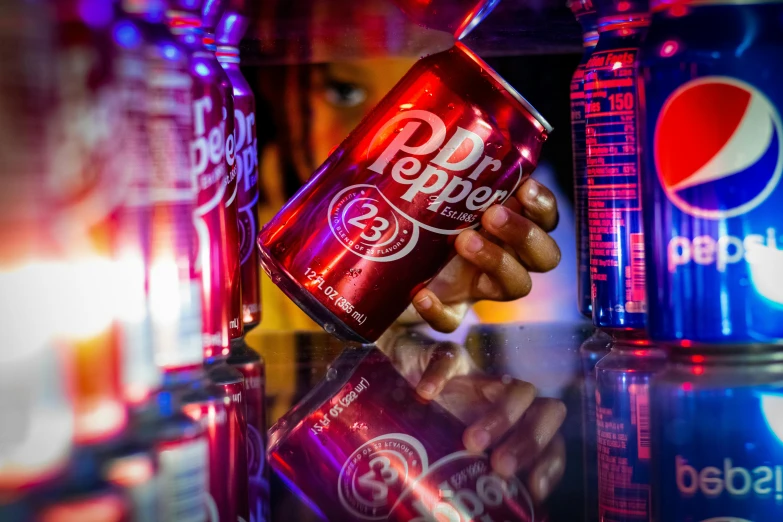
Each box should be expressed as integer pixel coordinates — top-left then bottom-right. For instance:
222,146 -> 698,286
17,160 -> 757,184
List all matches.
416,295 -> 433,310
470,428 -> 492,451
537,475 -> 550,499
417,382 -> 437,398
496,454 -> 517,477
489,206 -> 509,228
465,233 -> 484,254
526,180 -> 540,201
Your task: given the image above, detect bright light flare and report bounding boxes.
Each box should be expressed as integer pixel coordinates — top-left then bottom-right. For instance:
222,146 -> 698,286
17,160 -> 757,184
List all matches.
761,393 -> 783,445
149,257 -> 182,323
748,244 -> 783,305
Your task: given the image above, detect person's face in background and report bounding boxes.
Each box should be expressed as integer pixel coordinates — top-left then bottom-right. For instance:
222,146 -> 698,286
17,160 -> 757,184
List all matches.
256,57 -> 416,209
310,58 -> 415,174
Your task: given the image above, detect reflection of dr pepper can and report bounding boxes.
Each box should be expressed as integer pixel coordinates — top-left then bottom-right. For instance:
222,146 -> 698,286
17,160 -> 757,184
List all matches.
226,342 -> 269,522
258,42 -> 552,342
268,346 -> 537,521
182,366 -> 250,522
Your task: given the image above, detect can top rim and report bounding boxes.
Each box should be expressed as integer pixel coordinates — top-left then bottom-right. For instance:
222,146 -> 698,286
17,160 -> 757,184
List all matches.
653,0 -> 783,10
454,42 -> 554,135
668,345 -> 783,364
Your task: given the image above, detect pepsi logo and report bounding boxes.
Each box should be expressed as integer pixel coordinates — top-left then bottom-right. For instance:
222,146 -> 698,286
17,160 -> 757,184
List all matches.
654,77 -> 783,219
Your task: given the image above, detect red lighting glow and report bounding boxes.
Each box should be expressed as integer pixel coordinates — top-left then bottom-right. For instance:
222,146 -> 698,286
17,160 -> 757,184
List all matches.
106,456 -> 155,487
691,355 -> 705,363
670,4 -> 689,17
660,40 -> 679,58
617,1 -> 632,11
680,340 -> 693,348
692,366 -> 705,376
682,382 -> 692,392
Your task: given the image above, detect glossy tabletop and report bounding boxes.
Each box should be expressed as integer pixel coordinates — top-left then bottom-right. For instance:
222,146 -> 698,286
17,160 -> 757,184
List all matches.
246,320 -> 596,522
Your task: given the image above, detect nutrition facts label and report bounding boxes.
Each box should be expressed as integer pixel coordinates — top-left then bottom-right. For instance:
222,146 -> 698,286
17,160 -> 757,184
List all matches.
571,62 -> 592,314
585,47 -> 646,324
597,382 -> 652,522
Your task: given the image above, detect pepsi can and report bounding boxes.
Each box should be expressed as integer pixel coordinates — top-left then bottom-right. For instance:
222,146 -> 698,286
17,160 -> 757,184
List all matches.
570,0 -> 600,318
595,334 -> 666,522
585,0 -> 650,330
639,0 -> 783,346
651,351 -> 783,522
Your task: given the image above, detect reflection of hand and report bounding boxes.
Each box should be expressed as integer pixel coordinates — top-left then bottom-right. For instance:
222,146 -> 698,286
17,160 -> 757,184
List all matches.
403,341 -> 567,504
402,178 -> 561,332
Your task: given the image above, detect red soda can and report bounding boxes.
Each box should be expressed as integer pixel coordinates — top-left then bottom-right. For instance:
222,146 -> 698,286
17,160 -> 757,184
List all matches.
182,366 -> 250,522
268,346 -> 538,522
166,1 -> 240,361
390,0 -> 501,39
227,342 -> 269,521
257,42 -> 551,342
217,5 -> 262,330
202,0 -> 244,345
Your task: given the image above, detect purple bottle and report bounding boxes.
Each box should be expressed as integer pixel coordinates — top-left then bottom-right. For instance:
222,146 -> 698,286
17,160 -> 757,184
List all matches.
216,1 -> 261,331
166,0 -> 241,362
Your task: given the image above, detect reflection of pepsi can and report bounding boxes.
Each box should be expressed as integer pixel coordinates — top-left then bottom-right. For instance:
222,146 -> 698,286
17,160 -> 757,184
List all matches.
640,0 -> 783,345
595,335 -> 666,522
569,0 -> 600,318
579,328 -> 612,522
651,351 -> 783,522
585,0 -> 650,329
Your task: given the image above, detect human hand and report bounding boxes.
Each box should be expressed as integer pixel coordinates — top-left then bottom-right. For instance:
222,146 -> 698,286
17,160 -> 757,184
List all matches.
401,177 -> 561,332
383,337 -> 567,504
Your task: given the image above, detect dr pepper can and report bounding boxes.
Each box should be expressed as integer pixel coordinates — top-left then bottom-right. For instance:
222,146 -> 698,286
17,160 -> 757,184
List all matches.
257,42 -> 552,342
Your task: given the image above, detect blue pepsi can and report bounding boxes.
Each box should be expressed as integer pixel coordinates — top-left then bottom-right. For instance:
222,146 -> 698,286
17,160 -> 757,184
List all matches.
570,0 -> 600,318
595,334 -> 667,522
651,351 -> 783,522
585,0 -> 650,329
640,0 -> 783,345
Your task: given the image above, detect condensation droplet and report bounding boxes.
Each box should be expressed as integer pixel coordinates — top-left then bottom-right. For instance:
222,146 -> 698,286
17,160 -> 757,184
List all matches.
447,103 -> 455,110
324,323 -> 336,335
350,422 -> 368,432
326,367 -> 337,380
271,274 -> 282,284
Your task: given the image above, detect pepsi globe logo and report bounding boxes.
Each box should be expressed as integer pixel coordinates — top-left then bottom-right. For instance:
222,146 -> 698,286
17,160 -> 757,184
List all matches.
654,77 -> 783,219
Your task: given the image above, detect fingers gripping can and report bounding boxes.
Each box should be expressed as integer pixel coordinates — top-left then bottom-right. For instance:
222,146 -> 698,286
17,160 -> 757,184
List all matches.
268,346 -> 538,522
257,43 -> 552,342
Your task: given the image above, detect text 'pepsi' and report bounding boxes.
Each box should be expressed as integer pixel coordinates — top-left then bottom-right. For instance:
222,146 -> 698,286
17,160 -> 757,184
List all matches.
651,352 -> 783,522
640,0 -> 783,345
